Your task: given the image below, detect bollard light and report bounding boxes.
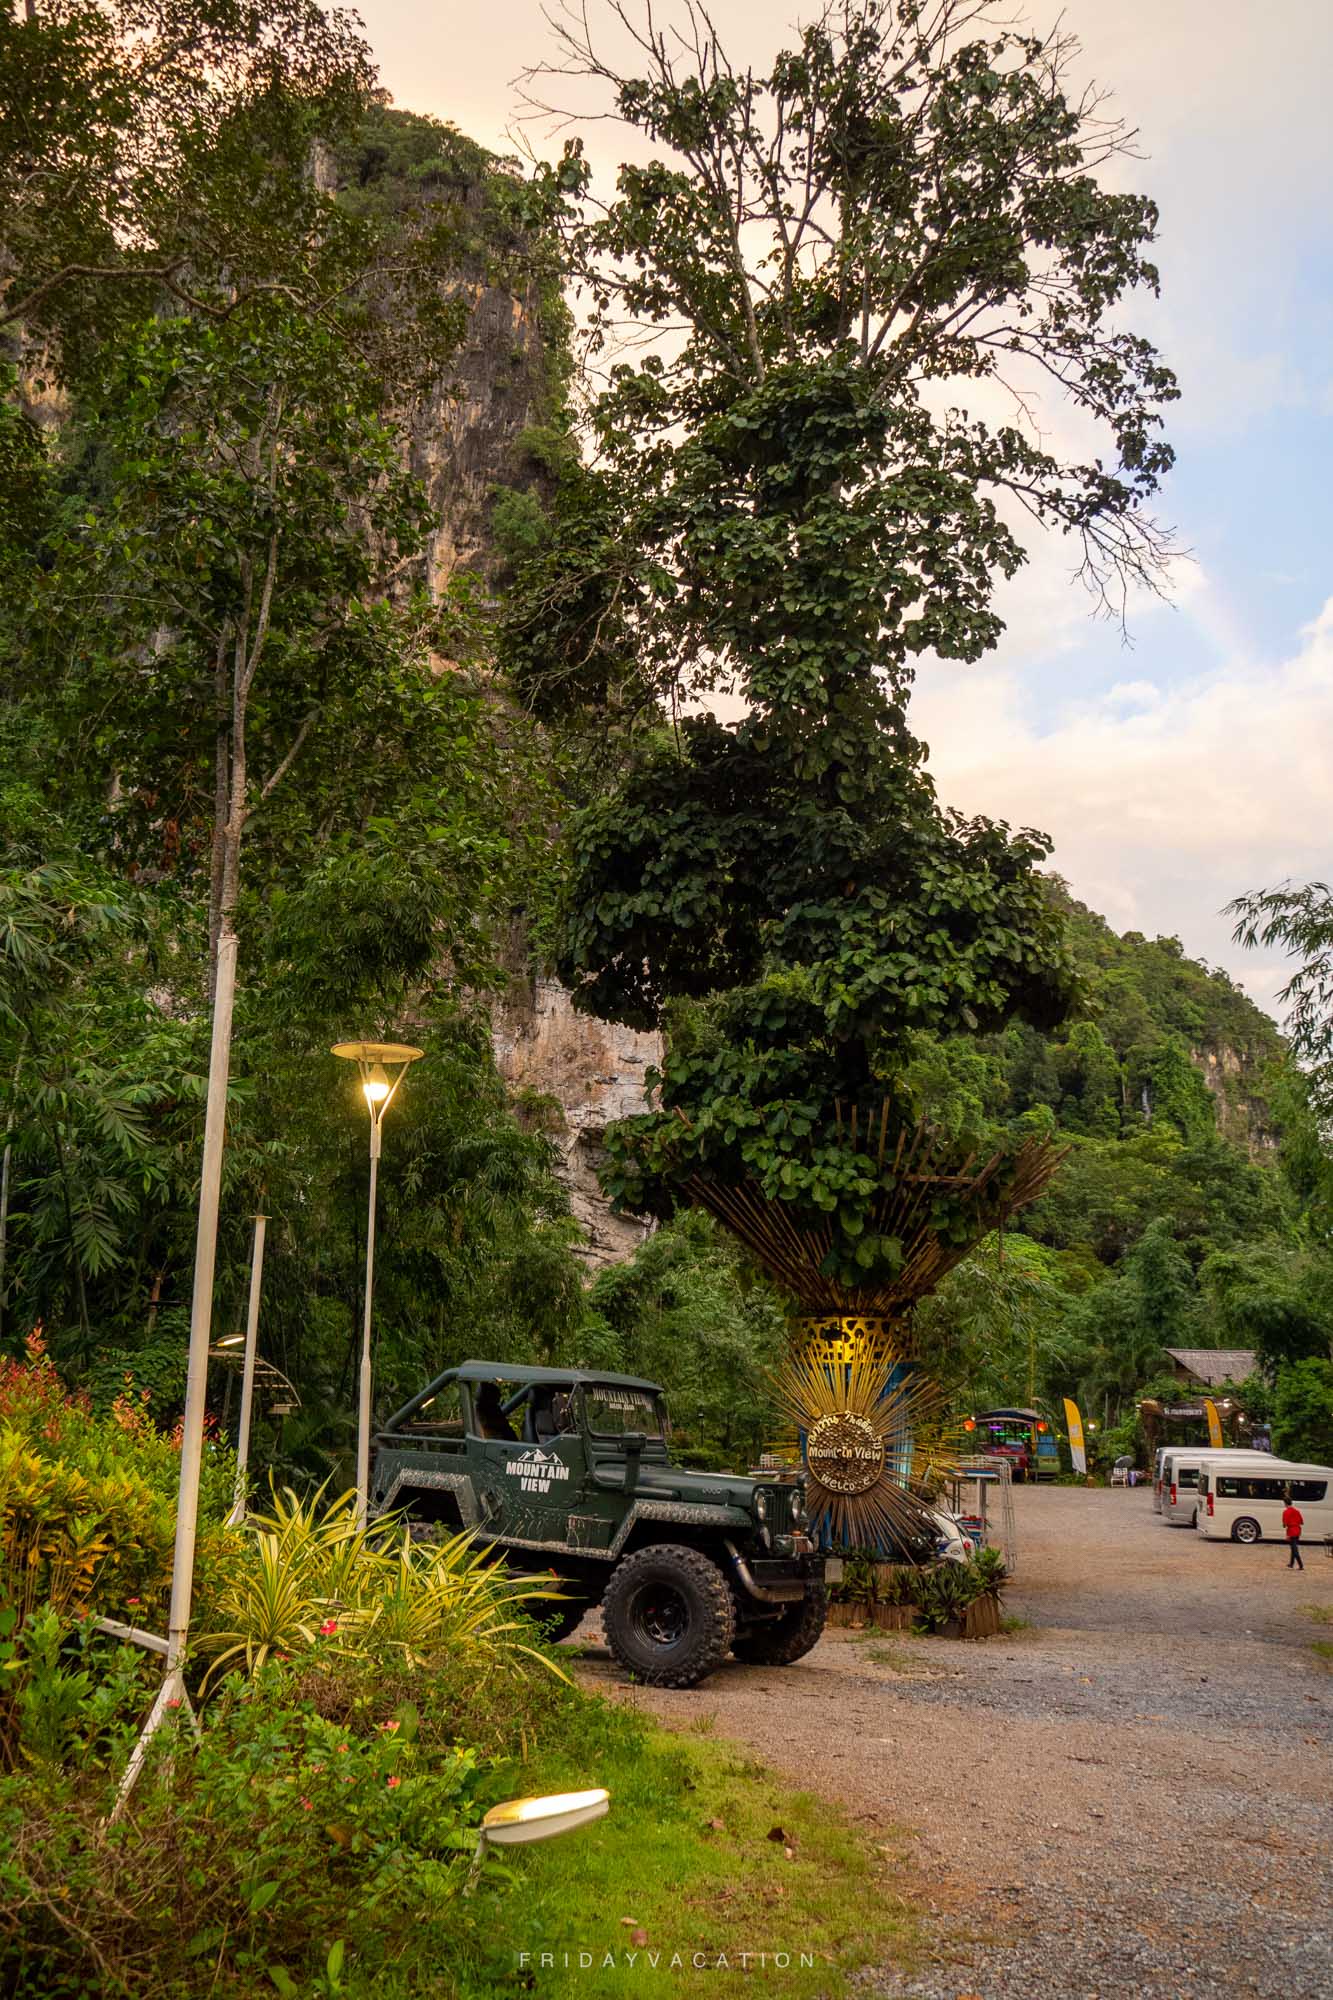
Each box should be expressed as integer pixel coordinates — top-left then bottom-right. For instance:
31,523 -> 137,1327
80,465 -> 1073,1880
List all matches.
465,1788 -> 610,1892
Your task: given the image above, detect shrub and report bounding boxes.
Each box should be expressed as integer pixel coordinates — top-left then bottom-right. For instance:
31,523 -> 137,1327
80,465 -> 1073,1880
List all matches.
0,1657 -> 503,1999
197,1487 -> 571,1691
1272,1357 -> 1333,1464
0,1340 -> 237,1639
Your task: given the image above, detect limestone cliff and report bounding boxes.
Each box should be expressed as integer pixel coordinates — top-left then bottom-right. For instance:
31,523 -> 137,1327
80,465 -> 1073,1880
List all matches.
491,975 -> 660,1269
341,110 -> 652,1266
336,106 -> 563,602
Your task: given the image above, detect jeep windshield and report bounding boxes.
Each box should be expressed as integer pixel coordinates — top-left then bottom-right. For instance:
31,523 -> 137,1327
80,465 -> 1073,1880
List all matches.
582,1385 -> 669,1441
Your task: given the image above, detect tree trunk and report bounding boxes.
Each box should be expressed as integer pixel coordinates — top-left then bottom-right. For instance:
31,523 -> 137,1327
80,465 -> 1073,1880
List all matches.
207,626 -> 232,1000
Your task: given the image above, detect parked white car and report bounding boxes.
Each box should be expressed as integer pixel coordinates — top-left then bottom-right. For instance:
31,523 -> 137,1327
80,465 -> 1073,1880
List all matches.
929,1505 -> 974,1563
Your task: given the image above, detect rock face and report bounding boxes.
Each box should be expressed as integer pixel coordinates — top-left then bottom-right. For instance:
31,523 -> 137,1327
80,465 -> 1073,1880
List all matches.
1191,1043 -> 1278,1157
410,274 -> 552,600
335,109 -> 563,605
491,976 -> 661,1269
343,115 -> 654,1267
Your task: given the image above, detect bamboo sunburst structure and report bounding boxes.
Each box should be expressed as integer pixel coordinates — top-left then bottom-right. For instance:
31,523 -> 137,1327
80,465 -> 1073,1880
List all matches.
683,1113 -> 1067,1316
770,1344 -> 966,1547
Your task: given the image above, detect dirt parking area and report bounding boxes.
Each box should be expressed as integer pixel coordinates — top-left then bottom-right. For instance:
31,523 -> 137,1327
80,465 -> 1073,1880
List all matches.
577,1485 -> 1333,1998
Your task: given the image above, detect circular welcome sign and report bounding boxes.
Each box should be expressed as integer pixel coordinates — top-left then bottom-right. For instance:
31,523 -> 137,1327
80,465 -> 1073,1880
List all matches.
806,1411 -> 884,1495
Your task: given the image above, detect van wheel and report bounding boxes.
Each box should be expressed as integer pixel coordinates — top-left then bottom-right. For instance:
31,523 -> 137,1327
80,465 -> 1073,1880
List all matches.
1231,1517 -> 1262,1544
602,1544 -> 735,1688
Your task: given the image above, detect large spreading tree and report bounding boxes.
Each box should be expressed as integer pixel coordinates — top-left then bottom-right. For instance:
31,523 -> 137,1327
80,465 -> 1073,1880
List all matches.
511,0 -> 1179,1292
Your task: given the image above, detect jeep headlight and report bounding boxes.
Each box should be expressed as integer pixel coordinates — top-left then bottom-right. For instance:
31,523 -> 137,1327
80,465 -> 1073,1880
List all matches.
754,1491 -> 768,1521
791,1492 -> 807,1528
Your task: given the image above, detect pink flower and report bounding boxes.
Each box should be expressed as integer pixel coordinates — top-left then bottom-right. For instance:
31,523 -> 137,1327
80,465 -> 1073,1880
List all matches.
126,1598 -> 141,1607
386,1775 -> 401,1790
337,1744 -> 349,1754
300,1797 -> 313,1811
310,1763 -> 324,1774
381,1719 -> 399,1734
319,1619 -> 338,1637
165,1697 -> 182,1710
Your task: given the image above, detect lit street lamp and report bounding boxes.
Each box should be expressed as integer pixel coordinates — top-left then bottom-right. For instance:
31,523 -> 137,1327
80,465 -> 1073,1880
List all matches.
331,1040 -> 423,1528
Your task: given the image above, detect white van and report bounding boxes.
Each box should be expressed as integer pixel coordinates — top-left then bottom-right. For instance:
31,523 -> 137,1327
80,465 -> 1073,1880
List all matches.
1159,1448 -> 1284,1527
1196,1459 -> 1333,1544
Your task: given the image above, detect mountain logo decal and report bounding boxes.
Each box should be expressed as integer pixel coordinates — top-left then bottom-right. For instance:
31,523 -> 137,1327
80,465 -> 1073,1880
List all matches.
504,1447 -> 572,1495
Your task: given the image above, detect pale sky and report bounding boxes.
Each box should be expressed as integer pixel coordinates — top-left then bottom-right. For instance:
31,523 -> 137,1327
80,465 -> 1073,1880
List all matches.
358,0 -> 1333,1024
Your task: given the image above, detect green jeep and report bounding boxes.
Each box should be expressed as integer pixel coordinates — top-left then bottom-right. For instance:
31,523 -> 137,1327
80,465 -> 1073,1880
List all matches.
370,1361 -> 826,1688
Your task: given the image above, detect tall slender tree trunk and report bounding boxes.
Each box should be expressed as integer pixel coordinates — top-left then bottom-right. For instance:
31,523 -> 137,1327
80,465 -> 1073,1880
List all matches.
207,625 -> 232,1000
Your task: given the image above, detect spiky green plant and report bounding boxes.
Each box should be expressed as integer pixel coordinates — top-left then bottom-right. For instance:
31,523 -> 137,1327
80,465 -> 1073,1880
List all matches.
197,1487 -> 571,1693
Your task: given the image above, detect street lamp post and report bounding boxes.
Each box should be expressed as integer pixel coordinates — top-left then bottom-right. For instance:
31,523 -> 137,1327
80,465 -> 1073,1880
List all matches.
331,1041 -> 423,1528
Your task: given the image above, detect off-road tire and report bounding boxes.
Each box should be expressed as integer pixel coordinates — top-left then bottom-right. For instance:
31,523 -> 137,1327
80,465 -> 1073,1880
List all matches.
602,1544 -> 736,1688
730,1583 -> 827,1667
1231,1516 -> 1262,1544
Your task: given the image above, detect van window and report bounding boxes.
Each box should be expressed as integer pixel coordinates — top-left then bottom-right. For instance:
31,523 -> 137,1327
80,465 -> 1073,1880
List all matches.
1217,1476 -> 1305,1502
1291,1480 -> 1327,1503
1177,1468 -> 1198,1489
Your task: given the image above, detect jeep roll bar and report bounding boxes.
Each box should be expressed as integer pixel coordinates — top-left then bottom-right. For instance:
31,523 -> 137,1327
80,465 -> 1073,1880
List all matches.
381,1366 -> 461,1436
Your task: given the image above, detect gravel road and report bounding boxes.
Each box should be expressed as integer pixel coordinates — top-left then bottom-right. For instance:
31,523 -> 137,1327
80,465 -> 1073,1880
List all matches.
576,1486 -> 1333,1998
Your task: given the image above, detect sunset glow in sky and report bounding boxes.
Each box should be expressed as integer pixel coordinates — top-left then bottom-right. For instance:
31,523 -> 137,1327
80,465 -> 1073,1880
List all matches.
359,0 -> 1333,1022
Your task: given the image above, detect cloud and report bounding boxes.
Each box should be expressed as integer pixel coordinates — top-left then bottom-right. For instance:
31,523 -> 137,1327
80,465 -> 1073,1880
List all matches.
913,593 -> 1333,1020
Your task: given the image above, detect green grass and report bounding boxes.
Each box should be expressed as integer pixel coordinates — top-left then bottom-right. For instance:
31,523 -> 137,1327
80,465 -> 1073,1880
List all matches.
862,1639 -> 931,1674
1312,1640 -> 1333,1668
1300,1603 -> 1332,1625
479,1707 -> 919,1997
1000,1613 -> 1033,1633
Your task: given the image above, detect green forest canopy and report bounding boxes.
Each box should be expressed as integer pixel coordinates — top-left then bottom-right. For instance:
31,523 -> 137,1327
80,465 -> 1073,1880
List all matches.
1,5 -> 1329,1480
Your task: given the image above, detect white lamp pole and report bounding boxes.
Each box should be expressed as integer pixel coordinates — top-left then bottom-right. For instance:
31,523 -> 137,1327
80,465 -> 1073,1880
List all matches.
110,926 -> 240,1819
331,1041 -> 423,1529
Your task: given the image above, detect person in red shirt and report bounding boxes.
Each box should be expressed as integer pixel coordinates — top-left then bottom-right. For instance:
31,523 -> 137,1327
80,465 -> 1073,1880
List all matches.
1281,1498 -> 1304,1570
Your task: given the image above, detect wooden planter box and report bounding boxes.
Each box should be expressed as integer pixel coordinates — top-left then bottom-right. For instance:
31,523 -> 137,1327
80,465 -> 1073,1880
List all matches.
826,1598 -> 913,1630
961,1590 -> 1003,1640
827,1588 -> 1003,1639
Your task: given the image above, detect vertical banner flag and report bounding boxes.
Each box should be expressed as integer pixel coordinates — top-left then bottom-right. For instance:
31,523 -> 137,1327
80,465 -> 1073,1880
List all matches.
1063,1396 -> 1087,1476
1204,1398 -> 1224,1450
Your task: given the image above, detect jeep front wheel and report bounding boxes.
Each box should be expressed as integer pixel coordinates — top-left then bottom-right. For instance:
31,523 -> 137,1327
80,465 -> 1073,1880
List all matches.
731,1584 -> 827,1667
602,1545 -> 736,1688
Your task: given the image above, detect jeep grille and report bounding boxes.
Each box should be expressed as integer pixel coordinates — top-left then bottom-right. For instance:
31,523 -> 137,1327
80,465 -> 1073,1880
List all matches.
760,1484 -> 798,1535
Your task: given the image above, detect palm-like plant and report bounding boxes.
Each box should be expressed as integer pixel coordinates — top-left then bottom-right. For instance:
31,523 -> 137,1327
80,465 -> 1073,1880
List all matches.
197,1487 -> 571,1693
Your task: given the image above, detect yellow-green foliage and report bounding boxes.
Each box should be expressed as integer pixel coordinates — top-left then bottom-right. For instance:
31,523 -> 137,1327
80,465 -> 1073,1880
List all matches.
0,1429 -> 175,1625
199,1487 -> 571,1690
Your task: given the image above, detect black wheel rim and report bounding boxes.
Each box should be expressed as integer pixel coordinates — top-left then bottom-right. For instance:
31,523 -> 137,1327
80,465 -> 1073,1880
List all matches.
629,1581 -> 690,1649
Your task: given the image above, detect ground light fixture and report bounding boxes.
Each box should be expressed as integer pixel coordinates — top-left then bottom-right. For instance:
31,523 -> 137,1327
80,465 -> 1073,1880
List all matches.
465,1789 -> 611,1893
331,1040 -> 424,1529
